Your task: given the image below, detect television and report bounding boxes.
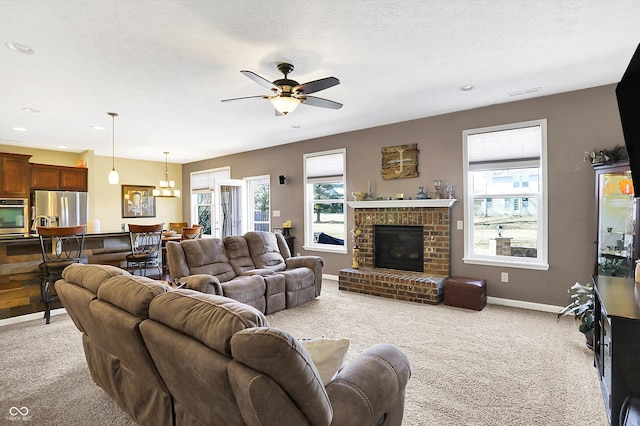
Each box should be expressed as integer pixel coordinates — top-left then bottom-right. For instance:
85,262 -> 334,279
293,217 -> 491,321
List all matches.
616,43 -> 640,196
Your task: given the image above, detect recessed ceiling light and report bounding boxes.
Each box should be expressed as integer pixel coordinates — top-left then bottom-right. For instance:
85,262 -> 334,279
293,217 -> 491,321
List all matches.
57,145 -> 67,149
91,126 -> 105,130
291,124 -> 301,129
459,84 -> 476,92
12,127 -> 27,132
5,42 -> 34,54
22,107 -> 40,113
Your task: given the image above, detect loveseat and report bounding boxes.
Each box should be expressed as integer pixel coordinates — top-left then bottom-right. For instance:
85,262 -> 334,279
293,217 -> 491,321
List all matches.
166,231 -> 324,314
56,263 -> 412,426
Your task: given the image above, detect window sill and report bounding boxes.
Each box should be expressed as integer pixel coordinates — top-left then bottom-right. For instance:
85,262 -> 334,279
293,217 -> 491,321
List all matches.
303,244 -> 348,255
463,257 -> 549,271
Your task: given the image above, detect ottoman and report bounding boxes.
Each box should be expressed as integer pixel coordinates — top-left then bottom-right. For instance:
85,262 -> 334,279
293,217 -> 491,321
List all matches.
444,276 -> 487,311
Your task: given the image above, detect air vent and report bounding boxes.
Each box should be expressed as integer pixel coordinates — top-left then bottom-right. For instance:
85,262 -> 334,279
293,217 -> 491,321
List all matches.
508,87 -> 542,97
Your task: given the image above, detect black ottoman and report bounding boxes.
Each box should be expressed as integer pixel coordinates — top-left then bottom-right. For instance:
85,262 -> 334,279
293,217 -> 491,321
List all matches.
444,276 -> 487,311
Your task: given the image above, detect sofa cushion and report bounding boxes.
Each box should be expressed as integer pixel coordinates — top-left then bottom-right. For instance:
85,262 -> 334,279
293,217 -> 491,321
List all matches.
300,337 -> 350,386
148,290 -> 268,356
181,238 -> 237,282
97,275 -> 171,318
224,236 -> 256,276
230,327 -> 332,425
245,231 -> 286,272
61,263 -> 131,294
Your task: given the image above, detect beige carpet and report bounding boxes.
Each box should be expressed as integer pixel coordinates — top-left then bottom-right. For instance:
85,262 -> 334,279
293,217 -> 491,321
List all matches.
1,278 -> 608,425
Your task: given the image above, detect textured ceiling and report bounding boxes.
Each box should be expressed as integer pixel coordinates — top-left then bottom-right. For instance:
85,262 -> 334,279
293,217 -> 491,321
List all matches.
1,0 -> 639,163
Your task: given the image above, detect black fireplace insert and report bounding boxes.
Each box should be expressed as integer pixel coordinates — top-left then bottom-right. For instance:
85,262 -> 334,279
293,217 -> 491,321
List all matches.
374,225 -> 424,272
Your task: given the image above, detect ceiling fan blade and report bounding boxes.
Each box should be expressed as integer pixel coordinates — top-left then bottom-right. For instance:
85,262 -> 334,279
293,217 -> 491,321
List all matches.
301,95 -> 343,109
221,95 -> 267,103
294,77 -> 340,95
241,70 -> 280,91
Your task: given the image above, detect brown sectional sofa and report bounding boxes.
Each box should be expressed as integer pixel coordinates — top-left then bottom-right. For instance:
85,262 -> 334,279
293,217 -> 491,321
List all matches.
56,263 -> 412,426
166,231 -> 324,314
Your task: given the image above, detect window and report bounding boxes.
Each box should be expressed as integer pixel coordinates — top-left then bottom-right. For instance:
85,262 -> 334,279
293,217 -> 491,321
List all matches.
245,175 -> 270,232
190,167 -> 230,236
303,149 -> 347,253
463,119 -> 548,270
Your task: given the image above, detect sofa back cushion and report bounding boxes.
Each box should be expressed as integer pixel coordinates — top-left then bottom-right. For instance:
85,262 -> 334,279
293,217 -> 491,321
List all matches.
181,238 -> 237,282
230,327 -> 332,425
245,231 -> 287,272
61,263 -> 130,294
224,235 -> 256,276
139,290 -> 269,425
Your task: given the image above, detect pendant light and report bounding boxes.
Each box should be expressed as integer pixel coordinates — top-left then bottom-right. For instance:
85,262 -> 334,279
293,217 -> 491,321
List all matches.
107,112 -> 119,184
153,152 -> 180,197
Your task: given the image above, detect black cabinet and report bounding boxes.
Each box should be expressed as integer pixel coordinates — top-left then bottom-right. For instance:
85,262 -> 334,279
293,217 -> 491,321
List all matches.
593,275 -> 640,425
594,162 -> 640,278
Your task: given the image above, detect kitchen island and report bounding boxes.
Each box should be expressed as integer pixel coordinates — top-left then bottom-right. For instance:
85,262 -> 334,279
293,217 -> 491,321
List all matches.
0,231 -> 131,320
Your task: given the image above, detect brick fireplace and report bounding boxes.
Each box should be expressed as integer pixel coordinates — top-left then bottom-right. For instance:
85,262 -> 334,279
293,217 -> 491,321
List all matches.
338,199 -> 455,304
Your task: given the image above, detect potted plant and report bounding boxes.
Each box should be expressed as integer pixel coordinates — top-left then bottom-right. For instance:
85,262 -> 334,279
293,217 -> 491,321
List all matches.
557,282 -> 595,349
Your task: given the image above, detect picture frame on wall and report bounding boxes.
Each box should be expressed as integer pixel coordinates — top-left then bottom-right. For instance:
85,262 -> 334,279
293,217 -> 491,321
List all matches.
122,185 -> 156,218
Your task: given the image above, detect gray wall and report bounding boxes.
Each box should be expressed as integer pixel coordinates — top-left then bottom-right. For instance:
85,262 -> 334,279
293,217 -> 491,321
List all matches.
182,84 -> 624,306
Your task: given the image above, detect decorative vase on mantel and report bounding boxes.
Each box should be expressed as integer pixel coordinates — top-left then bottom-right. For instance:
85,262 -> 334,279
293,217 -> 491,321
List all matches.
416,186 -> 428,200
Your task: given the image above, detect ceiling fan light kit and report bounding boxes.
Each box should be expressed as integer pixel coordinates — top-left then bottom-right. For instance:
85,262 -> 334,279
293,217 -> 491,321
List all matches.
222,62 -> 342,116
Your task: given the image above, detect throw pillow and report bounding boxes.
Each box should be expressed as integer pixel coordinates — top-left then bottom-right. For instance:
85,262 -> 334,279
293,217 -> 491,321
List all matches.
300,337 -> 350,386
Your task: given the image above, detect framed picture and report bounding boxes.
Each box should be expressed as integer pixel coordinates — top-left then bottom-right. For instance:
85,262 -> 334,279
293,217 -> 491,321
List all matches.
272,227 -> 284,234
122,185 -> 156,218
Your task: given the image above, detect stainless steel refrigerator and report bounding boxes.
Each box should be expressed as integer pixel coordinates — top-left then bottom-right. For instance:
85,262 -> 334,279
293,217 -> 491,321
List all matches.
31,190 -> 89,228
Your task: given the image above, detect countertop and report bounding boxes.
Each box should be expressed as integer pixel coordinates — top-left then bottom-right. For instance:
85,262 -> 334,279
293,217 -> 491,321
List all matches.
0,230 -> 128,244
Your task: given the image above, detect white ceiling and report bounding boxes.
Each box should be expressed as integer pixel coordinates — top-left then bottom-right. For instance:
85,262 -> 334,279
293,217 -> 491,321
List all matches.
1,0 -> 639,164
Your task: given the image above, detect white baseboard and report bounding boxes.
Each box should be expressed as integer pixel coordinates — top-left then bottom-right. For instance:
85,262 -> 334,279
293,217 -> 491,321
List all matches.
0,308 -> 67,327
487,296 -> 562,314
323,274 -> 339,282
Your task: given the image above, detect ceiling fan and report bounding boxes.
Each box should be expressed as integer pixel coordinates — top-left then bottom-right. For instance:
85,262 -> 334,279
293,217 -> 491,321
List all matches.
221,63 -> 342,116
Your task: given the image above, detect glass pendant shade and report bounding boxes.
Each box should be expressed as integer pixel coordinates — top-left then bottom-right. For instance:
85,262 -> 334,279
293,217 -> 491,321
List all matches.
270,95 -> 300,115
107,112 -> 119,185
108,168 -> 119,185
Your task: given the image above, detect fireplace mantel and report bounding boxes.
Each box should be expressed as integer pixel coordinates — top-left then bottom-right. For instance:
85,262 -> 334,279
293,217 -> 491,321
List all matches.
347,199 -> 456,209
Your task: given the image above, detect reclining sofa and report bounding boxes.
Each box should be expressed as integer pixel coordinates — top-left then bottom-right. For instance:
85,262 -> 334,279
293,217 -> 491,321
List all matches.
56,263 -> 412,426
166,231 -> 324,314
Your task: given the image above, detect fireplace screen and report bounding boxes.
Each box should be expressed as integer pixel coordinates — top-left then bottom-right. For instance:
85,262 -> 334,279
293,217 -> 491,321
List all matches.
374,225 -> 424,272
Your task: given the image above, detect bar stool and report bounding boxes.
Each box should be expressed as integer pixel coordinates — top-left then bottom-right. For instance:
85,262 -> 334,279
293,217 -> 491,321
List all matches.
126,223 -> 164,277
37,225 -> 87,324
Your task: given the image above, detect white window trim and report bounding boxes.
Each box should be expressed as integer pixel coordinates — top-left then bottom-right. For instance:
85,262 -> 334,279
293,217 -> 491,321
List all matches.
303,148 -> 348,254
462,119 -> 549,271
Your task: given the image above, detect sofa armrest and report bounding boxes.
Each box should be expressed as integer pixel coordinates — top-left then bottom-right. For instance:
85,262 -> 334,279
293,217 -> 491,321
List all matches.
179,274 -> 223,295
285,256 -> 324,296
326,343 -> 411,426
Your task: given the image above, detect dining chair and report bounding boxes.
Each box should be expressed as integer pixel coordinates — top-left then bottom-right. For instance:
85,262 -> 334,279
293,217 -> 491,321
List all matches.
181,225 -> 203,240
126,223 -> 164,277
168,222 -> 187,234
37,225 -> 87,324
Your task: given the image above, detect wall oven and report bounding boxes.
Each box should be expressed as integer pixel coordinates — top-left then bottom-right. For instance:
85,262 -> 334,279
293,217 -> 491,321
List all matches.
0,198 -> 29,235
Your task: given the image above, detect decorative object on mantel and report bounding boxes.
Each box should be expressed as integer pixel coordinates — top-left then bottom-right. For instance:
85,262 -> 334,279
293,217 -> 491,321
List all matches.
381,143 -> 418,179
434,179 -> 443,199
446,185 -> 455,199
366,180 -> 374,200
352,192 -> 366,201
416,186 -> 428,199
585,145 -> 628,166
152,152 -> 180,198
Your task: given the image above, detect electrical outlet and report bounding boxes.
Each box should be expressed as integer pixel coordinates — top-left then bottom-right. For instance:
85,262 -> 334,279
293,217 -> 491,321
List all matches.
457,220 -> 464,230
501,272 -> 509,282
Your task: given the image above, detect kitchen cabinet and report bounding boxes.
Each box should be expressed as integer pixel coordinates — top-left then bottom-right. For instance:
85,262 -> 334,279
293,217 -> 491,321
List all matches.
595,162 -> 640,278
0,153 -> 31,198
31,164 -> 88,192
